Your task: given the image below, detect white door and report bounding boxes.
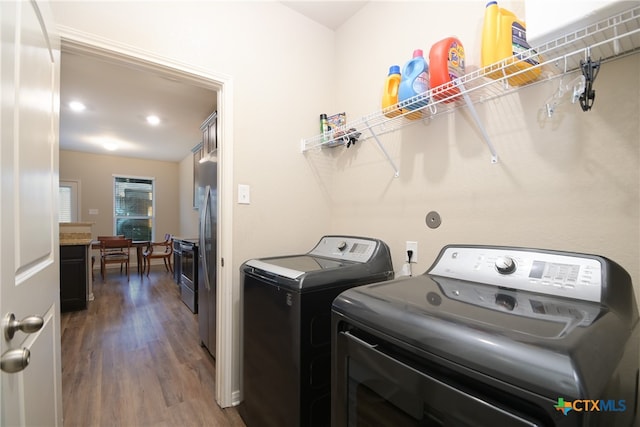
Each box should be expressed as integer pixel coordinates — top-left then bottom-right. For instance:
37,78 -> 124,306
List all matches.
0,0 -> 63,425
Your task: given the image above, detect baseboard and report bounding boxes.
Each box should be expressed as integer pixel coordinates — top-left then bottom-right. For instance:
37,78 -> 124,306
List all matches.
231,390 -> 241,406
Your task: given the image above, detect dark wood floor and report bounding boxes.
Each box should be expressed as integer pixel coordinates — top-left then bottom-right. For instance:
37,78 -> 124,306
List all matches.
60,266 -> 245,427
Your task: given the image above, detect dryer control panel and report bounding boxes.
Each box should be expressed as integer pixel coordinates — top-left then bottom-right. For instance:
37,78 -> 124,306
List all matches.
309,236 -> 378,263
428,246 -> 603,303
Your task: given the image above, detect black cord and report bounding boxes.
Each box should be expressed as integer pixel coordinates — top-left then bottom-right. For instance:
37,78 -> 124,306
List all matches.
579,57 -> 601,112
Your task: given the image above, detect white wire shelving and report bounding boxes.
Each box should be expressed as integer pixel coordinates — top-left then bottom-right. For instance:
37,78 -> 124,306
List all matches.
300,5 -> 640,176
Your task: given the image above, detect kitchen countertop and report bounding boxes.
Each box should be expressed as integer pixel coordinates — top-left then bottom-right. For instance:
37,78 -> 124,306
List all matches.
60,231 -> 93,246
60,238 -> 93,246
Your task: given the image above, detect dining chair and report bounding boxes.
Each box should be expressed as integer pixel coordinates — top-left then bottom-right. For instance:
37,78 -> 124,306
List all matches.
96,235 -> 126,274
142,234 -> 174,277
100,237 -> 132,281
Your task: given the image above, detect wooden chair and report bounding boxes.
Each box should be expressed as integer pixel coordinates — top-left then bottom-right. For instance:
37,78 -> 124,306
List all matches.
142,234 -> 174,277
100,237 -> 131,281
94,235 -> 126,277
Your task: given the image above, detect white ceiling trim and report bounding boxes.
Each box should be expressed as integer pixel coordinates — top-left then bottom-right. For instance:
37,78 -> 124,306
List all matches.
58,25 -> 229,90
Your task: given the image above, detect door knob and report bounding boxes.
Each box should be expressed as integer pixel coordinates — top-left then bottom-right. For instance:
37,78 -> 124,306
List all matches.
1,348 -> 30,373
3,313 -> 44,340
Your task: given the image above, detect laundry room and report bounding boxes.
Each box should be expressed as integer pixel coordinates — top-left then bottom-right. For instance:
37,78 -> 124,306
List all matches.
315,1 -> 638,291
41,0 -> 640,425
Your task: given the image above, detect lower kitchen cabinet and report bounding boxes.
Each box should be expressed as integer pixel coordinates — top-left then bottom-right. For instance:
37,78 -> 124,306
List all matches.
60,244 -> 88,312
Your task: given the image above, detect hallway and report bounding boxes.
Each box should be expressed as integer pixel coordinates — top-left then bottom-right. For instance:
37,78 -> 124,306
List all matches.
60,267 -> 245,426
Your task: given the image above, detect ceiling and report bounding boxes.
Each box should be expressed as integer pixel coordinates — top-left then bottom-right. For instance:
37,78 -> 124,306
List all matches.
60,51 -> 217,162
281,1 -> 368,30
58,2 -> 367,163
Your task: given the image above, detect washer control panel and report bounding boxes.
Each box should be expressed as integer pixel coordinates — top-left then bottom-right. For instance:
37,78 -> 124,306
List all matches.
428,246 -> 602,303
309,236 -> 377,263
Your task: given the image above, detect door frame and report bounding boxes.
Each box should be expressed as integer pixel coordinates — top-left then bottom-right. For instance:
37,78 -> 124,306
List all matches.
58,29 -> 236,407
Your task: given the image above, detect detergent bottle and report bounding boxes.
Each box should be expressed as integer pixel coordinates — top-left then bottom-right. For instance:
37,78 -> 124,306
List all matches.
381,65 -> 402,118
481,1 -> 541,86
398,49 -> 429,120
429,37 -> 465,103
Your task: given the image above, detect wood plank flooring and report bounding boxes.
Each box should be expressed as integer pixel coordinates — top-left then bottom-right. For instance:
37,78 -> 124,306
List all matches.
60,267 -> 245,427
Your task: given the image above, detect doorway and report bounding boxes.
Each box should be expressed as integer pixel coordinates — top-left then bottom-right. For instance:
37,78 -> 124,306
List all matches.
59,37 -> 236,407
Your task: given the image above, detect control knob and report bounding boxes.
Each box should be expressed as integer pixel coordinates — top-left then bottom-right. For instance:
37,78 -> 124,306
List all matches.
495,256 -> 516,275
495,293 -> 517,311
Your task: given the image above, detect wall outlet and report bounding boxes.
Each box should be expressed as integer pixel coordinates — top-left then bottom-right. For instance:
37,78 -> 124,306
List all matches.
88,208 -> 99,215
406,241 -> 418,263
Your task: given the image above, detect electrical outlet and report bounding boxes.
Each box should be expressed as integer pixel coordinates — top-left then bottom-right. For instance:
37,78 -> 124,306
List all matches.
406,241 -> 418,263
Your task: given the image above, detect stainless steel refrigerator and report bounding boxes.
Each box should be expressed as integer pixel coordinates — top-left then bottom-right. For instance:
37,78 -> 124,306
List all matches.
198,155 -> 217,357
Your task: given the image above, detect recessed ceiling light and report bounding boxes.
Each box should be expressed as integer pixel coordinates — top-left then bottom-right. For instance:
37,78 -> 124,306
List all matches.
87,135 -> 127,152
146,115 -> 160,125
69,101 -> 86,112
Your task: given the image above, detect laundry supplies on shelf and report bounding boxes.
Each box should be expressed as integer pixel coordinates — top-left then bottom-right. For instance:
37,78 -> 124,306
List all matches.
381,65 -> 403,118
429,37 -> 465,102
398,49 -> 430,119
481,0 -> 541,86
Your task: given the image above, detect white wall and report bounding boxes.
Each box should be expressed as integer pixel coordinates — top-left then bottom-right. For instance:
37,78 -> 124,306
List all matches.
60,150 -> 180,243
327,1 -> 639,305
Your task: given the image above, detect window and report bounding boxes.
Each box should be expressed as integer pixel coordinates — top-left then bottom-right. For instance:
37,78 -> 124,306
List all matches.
59,180 -> 80,222
114,176 -> 154,241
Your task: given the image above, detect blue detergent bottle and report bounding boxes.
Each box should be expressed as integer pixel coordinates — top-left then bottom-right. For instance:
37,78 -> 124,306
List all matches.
398,49 -> 429,118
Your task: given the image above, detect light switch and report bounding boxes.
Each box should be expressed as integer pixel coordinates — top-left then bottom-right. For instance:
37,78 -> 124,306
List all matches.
238,184 -> 251,204
89,209 -> 99,215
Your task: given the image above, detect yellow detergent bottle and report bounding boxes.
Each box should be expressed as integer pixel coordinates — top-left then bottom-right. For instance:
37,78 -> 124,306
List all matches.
481,1 -> 541,86
381,65 -> 403,118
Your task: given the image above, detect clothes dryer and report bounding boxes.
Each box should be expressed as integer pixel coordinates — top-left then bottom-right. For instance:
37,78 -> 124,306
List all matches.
240,235 -> 394,427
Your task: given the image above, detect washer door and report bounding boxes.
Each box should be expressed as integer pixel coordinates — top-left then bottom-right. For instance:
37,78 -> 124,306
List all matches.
333,329 -> 548,427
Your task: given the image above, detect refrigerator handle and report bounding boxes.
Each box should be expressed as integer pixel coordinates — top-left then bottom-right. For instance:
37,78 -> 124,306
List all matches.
199,185 -> 211,291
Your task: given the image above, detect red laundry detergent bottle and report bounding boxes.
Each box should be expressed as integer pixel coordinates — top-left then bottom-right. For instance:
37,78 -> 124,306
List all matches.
429,37 -> 465,103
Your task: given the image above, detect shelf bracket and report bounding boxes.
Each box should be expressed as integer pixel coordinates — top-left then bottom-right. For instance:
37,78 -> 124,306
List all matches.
363,120 -> 400,177
456,81 -> 499,163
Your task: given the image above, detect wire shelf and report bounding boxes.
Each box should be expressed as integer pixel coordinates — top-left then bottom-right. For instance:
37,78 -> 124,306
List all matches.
301,5 -> 640,156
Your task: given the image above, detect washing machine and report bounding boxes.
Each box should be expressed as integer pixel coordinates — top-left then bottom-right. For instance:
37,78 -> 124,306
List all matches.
332,244 -> 639,427
239,235 -> 394,427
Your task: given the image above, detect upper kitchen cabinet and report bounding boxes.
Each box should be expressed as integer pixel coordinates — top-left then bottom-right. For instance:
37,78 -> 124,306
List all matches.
200,111 -> 218,155
192,142 -> 203,209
